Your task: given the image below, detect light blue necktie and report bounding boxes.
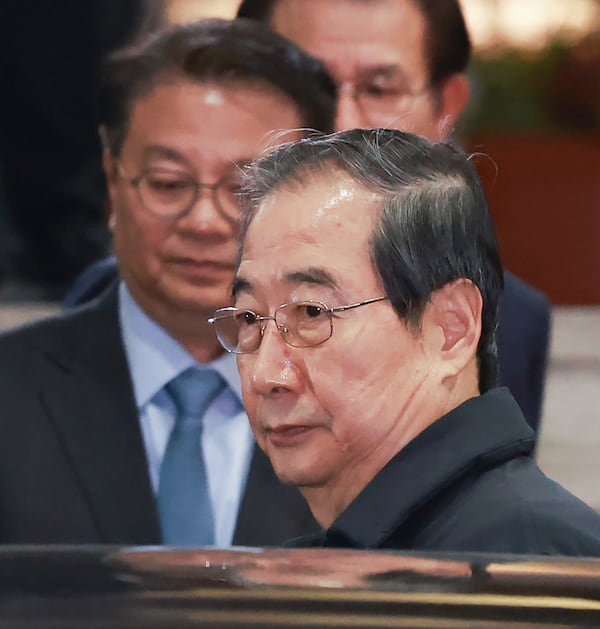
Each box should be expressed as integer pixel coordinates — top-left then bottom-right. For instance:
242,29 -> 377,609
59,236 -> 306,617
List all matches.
158,367 -> 226,546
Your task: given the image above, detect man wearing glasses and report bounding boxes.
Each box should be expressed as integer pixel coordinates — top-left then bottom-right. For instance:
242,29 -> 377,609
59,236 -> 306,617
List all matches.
0,20 -> 334,545
237,0 -> 551,433
212,128 -> 600,555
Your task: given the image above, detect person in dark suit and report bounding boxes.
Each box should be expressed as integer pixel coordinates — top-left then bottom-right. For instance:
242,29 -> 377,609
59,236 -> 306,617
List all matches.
0,19 -> 336,545
235,0 -> 552,433
497,274 -> 550,426
220,127 -> 600,555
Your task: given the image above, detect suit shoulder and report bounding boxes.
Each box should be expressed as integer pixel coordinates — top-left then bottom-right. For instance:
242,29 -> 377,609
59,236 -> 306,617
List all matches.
503,272 -> 550,314
0,294 -> 116,359
63,255 -> 119,308
442,459 -> 600,555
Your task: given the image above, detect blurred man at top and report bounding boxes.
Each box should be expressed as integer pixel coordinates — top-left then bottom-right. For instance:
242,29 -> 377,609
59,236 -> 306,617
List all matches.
240,0 -> 468,138
0,19 -> 335,545
237,0 -> 551,430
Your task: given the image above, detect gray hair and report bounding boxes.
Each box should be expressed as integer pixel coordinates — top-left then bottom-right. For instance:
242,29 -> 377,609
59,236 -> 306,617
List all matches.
239,128 -> 503,391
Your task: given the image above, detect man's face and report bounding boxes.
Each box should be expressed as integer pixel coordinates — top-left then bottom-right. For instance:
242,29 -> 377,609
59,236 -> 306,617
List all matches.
235,171 -> 440,501
105,80 -> 302,331
270,0 -> 448,139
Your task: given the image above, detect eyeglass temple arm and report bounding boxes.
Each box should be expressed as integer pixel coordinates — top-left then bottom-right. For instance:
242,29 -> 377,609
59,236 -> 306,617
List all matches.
330,296 -> 388,313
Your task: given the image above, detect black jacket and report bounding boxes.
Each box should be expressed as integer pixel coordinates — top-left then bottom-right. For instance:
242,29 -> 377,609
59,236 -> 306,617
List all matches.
294,389 -> 600,556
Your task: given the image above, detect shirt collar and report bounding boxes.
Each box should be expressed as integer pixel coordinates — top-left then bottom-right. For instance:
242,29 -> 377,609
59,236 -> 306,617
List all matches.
327,388 -> 535,549
118,282 -> 243,409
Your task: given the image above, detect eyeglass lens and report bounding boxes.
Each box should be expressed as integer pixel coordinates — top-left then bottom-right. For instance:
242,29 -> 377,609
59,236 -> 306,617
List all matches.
137,169 -> 242,219
214,302 -> 333,354
346,76 -> 429,126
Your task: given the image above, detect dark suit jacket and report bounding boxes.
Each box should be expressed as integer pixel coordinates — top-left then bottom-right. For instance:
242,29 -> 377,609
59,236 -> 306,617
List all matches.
0,288 -> 317,545
497,272 -> 551,431
64,258 -> 551,433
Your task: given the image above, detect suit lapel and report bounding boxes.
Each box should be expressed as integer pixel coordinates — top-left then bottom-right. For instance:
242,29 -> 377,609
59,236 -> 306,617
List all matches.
38,290 -> 161,544
233,445 -> 319,547
38,289 -> 316,546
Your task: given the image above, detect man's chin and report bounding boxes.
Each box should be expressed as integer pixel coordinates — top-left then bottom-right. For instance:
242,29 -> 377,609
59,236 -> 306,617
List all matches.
269,454 -> 325,489
259,428 -> 331,487
162,282 -> 232,316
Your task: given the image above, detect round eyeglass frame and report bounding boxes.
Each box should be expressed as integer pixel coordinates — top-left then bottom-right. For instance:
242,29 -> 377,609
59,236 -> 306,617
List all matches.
338,80 -> 433,127
117,164 -> 242,221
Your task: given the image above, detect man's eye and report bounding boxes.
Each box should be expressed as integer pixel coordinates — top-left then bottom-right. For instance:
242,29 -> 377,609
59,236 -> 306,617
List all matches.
146,177 -> 190,192
361,82 -> 406,99
239,311 -> 258,326
364,84 -> 386,97
222,178 -> 242,194
303,304 -> 324,319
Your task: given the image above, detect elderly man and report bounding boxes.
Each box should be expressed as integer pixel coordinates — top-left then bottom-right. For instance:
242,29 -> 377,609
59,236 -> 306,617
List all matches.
210,128 -> 600,555
0,19 -> 335,545
237,0 -> 551,432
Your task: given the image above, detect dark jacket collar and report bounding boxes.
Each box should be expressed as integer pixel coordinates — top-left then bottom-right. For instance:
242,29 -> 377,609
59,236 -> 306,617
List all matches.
326,388 -> 535,548
37,287 -> 162,543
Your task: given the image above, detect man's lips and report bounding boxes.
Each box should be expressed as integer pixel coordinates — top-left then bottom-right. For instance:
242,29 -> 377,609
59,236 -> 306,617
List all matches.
166,256 -> 233,272
166,256 -> 233,269
266,424 -> 318,447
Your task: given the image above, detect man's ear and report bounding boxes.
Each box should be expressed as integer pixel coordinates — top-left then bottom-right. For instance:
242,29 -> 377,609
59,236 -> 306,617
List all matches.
102,150 -> 118,231
436,72 -> 470,139
102,149 -> 118,188
426,278 -> 482,376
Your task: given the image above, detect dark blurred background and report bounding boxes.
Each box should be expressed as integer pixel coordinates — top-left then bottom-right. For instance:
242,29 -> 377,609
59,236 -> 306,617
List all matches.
0,0 -> 597,304
0,0 -> 165,301
459,0 -> 600,305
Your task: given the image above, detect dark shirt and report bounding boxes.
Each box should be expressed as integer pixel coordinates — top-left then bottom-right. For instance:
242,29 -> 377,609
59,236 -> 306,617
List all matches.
292,388 -> 600,556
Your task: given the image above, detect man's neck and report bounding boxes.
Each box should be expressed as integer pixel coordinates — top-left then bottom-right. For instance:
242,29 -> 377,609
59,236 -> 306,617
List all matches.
299,379 -> 480,530
124,285 -> 226,364
155,311 -> 225,364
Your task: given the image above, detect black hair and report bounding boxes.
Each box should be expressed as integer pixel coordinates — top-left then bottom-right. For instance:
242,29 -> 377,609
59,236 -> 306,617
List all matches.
98,18 -> 337,155
236,0 -> 471,87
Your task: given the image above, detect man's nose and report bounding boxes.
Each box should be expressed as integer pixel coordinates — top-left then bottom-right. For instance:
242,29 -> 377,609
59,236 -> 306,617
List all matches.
335,84 -> 370,131
177,187 -> 234,235
248,322 -> 299,396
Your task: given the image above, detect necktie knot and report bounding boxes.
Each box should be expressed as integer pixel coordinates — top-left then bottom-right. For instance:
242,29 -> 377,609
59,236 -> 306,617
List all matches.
166,367 -> 225,420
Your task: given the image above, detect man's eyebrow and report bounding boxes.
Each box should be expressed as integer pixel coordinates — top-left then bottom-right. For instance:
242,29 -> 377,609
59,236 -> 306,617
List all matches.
227,159 -> 252,179
285,267 -> 339,289
232,276 -> 252,300
141,145 -> 189,166
232,267 -> 338,300
141,147 -> 250,176
357,64 -> 407,82
232,158 -> 252,170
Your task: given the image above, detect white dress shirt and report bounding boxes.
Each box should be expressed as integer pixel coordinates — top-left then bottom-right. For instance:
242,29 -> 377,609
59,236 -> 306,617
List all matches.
118,283 -> 255,547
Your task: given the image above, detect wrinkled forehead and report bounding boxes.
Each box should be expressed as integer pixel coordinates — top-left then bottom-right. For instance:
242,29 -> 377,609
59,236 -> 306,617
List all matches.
120,74 -> 305,142
121,79 -> 305,170
269,0 -> 428,80
242,167 -> 381,258
235,169 -> 384,302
